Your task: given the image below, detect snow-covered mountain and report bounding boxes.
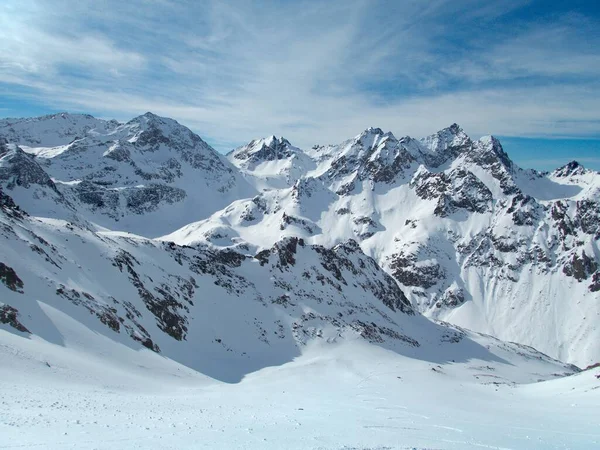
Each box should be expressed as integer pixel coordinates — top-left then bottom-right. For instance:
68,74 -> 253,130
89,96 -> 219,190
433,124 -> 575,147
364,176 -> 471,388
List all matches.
228,135 -> 316,190
1,113 -> 598,371
173,124 -> 600,367
2,183 -> 579,383
0,113 -> 255,236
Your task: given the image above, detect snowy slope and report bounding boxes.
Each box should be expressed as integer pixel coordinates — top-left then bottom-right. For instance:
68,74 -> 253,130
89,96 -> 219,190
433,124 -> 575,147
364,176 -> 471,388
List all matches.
1,181 -> 581,383
0,186 -> 593,448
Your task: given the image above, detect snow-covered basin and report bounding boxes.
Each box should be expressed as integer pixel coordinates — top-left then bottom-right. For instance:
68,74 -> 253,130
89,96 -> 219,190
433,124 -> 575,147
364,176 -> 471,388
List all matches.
1,327 -> 598,450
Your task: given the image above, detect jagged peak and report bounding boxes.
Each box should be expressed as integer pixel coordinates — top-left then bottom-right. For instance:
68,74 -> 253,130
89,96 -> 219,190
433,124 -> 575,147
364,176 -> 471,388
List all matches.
230,135 -> 298,162
415,124 -> 472,168
240,135 -> 293,150
421,123 -> 470,150
553,160 -> 587,178
436,123 -> 466,138
257,135 -> 292,149
352,128 -> 397,152
474,135 -> 514,170
126,111 -> 170,126
355,127 -> 396,140
447,123 -> 462,134
365,126 -> 384,135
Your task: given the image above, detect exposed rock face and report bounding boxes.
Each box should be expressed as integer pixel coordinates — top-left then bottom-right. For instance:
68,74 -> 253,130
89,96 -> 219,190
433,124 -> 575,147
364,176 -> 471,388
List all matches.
204,122 -> 600,366
563,251 -> 598,282
387,251 -> 445,291
554,161 -> 587,178
0,262 -> 24,293
322,128 -> 415,184
411,167 -> 493,217
0,304 -> 29,333
0,202 -> 423,371
418,123 -> 472,167
0,144 -> 58,191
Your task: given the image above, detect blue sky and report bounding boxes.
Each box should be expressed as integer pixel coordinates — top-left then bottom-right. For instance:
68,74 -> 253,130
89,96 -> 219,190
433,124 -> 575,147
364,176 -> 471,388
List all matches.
1,0 -> 599,171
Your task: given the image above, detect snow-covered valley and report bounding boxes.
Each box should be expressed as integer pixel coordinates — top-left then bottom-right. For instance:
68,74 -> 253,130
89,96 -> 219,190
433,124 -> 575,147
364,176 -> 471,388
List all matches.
2,328 -> 599,450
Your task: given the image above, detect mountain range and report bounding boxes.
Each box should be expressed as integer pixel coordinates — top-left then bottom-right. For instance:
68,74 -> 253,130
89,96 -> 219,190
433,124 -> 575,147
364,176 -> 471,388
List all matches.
0,112 -> 598,370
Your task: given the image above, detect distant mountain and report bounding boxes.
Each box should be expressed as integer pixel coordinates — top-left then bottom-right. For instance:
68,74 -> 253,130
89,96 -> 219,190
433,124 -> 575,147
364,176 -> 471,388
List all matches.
228,135 -> 316,190
169,125 -> 600,367
0,112 -> 255,236
1,113 -> 598,368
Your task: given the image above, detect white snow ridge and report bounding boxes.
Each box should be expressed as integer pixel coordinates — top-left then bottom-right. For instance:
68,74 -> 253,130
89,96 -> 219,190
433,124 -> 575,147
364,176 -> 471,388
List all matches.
0,113 -> 598,450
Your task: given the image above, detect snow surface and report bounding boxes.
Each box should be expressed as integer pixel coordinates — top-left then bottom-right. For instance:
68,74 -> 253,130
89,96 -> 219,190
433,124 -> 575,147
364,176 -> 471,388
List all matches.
2,328 -> 599,450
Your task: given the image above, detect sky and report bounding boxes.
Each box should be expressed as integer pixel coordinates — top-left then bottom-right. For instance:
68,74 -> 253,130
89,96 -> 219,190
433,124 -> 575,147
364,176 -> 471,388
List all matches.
1,0 -> 599,171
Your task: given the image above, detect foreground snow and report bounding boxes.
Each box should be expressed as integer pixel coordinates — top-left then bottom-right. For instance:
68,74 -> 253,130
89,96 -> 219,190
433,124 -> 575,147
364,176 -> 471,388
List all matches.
1,329 -> 598,450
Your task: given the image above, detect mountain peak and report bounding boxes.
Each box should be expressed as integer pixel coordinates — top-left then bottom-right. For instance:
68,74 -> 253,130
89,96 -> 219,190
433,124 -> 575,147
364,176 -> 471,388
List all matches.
447,123 -> 462,133
264,135 -> 291,147
423,123 -> 469,147
417,124 -> 471,167
366,126 -> 384,135
475,135 -> 513,169
230,135 -> 297,164
127,111 -> 167,126
553,160 -> 587,178
353,128 -> 397,151
356,127 -> 393,140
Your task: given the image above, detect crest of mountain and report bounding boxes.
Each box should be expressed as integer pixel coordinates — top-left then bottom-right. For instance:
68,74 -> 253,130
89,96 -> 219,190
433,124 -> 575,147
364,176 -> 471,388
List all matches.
418,123 -> 473,167
0,112 -> 120,148
553,160 -> 587,178
0,112 -> 255,236
1,113 -> 599,368
228,135 -> 316,190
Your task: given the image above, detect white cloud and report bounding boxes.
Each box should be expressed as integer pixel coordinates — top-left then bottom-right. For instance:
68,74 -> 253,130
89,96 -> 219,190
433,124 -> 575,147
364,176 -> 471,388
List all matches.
0,2 -> 145,76
0,0 -> 598,152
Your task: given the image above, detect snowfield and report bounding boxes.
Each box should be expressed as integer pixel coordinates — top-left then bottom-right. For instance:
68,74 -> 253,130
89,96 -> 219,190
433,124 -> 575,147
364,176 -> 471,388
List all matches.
2,329 -> 599,450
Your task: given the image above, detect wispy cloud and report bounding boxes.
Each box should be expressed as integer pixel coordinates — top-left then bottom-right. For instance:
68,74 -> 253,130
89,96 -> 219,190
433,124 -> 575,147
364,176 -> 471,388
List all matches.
1,0 -> 599,153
